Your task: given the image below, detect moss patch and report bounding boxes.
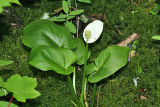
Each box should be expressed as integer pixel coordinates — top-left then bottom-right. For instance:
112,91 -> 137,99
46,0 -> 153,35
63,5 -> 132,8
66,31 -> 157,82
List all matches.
0,0 -> 160,106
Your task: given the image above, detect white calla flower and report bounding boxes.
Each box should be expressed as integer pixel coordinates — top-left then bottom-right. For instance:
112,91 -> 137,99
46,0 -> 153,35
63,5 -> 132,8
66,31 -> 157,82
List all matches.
83,20 -> 104,43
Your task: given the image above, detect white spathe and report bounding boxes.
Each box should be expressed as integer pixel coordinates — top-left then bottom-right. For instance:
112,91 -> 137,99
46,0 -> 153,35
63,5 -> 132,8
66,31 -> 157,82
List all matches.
83,20 -> 104,43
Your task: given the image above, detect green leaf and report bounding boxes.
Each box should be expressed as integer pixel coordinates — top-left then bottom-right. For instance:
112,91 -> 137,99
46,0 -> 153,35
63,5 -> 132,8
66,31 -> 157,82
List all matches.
152,35 -> 160,40
149,3 -> 160,15
88,46 -> 129,83
77,0 -> 91,3
131,40 -> 139,50
73,38 -> 91,65
67,15 -> 76,20
50,17 -> 65,22
65,21 -> 76,34
29,46 -> 77,75
9,0 -> 22,6
137,65 -> 142,74
0,60 -> 14,66
57,14 -> 67,19
67,0 -> 71,5
0,101 -> 18,107
80,14 -> 88,23
0,78 -> 8,97
22,19 -> 76,49
85,63 -> 98,75
0,88 -> 8,97
5,74 -> 41,102
0,0 -> 11,7
0,77 -> 5,88
0,6 -> 2,13
69,9 -> 84,16
62,0 -> 69,14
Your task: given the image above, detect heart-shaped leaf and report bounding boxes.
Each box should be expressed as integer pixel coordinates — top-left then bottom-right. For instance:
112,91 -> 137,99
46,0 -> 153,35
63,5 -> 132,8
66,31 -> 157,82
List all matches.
88,46 -> 129,83
0,101 -> 18,107
74,38 -> 91,65
22,19 -> 76,49
5,74 -> 41,102
29,46 -> 77,75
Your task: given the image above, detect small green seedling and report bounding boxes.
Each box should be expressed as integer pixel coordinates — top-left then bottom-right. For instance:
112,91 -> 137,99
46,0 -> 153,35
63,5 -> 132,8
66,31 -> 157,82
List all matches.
149,3 -> 160,15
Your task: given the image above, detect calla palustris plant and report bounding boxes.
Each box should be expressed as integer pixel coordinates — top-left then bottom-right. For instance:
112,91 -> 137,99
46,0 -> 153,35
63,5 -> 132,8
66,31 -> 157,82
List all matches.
22,19 -> 129,107
81,20 -> 129,107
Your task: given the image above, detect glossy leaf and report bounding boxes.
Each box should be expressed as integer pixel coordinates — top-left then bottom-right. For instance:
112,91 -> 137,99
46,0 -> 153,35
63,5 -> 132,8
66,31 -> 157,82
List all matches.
69,9 -> 84,16
29,46 -> 77,75
22,19 -> 76,49
152,35 -> 160,40
77,0 -> 91,3
74,38 -> 91,65
0,101 -> 18,107
65,21 -> 76,34
62,0 -> 69,14
0,60 -> 14,66
5,74 -> 41,102
88,46 -> 129,83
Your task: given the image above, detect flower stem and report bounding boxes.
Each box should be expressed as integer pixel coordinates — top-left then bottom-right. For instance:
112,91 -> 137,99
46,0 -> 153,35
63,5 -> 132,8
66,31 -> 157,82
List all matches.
80,43 -> 88,105
73,70 -> 76,93
67,75 -> 82,107
90,83 -> 97,107
7,96 -> 14,107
